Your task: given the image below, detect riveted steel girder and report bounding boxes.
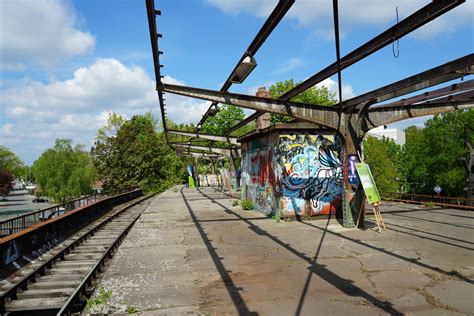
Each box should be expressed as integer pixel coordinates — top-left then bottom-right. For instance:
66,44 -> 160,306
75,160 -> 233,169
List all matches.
343,54 -> 474,111
173,143 -> 241,157
280,0 -> 464,101
363,99 -> 474,131
168,129 -> 239,145
162,83 -> 340,129
372,79 -> 474,110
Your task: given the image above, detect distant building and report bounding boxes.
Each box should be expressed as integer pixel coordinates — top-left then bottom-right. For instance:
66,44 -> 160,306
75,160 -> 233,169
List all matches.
367,126 -> 405,146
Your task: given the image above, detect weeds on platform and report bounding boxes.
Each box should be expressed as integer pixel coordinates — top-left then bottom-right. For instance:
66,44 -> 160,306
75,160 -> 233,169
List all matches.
272,211 -> 281,223
127,306 -> 138,314
241,199 -> 254,210
232,199 -> 239,207
86,285 -> 138,314
86,285 -> 112,314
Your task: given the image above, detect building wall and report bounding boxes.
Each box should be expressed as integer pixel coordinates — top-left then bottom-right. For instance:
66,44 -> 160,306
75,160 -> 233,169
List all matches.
367,126 -> 405,145
241,130 -> 344,217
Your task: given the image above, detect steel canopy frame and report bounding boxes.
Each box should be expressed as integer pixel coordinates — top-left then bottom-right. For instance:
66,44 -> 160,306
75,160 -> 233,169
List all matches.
146,0 -> 472,228
195,0 -> 295,130
223,0 -> 465,133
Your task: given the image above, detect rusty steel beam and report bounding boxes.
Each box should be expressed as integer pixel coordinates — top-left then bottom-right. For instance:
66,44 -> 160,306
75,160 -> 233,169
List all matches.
343,54 -> 474,111
162,83 -> 340,129
168,129 -> 239,145
364,99 -> 474,131
146,0 -> 169,140
372,79 -> 474,110
196,0 -> 294,129
176,150 -> 221,158
173,143 -> 240,157
370,90 -> 474,113
222,0 -> 465,133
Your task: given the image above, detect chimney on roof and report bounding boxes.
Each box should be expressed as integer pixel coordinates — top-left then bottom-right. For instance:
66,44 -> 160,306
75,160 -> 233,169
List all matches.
255,87 -> 271,130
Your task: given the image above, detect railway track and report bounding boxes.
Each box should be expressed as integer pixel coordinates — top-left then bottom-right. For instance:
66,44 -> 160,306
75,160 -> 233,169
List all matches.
0,193 -> 154,315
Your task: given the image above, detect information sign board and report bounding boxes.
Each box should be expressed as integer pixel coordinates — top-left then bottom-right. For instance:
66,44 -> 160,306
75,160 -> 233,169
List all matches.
355,163 -> 381,204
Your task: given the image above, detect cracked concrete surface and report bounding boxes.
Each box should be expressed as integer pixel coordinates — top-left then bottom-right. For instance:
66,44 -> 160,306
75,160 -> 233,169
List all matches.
96,186 -> 473,315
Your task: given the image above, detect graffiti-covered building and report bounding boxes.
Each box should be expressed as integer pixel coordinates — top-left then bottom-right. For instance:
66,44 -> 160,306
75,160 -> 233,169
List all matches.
239,123 -> 344,218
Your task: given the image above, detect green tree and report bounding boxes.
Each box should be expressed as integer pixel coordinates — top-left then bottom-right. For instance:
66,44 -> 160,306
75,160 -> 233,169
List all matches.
0,171 -> 14,195
0,145 -> 25,177
202,104 -> 245,135
401,109 -> 473,197
268,79 -> 337,123
363,136 -> 403,193
32,139 -> 94,202
402,126 -> 428,193
91,112 -> 184,192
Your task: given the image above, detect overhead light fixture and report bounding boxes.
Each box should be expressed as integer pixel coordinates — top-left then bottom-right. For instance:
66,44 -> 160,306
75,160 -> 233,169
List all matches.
231,55 -> 257,84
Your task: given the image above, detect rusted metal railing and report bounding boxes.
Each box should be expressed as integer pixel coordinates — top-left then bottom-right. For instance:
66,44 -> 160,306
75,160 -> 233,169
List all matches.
0,187 -> 139,237
381,192 -> 474,211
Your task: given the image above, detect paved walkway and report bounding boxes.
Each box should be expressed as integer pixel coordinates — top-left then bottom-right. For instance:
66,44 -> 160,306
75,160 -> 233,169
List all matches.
97,186 -> 473,315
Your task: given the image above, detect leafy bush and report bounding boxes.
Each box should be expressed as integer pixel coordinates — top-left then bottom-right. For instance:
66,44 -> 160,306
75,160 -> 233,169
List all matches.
241,199 -> 253,210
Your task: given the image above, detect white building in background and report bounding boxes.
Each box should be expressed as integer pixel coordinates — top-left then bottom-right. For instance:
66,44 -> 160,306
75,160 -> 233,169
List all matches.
367,126 -> 406,146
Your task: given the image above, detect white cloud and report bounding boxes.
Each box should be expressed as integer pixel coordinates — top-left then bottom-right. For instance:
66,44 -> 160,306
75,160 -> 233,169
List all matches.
273,58 -> 306,74
0,58 -> 211,163
206,0 -> 473,39
316,78 -> 354,101
0,0 -> 95,70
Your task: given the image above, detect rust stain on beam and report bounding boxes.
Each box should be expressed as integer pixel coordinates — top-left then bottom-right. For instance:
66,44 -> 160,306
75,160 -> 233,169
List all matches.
168,130 -> 239,145
162,83 -> 339,129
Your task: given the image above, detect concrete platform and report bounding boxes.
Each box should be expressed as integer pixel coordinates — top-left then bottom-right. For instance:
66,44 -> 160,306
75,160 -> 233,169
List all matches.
96,186 -> 473,315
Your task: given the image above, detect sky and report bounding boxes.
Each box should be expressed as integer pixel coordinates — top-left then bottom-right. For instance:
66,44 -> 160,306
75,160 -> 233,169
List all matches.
0,0 -> 472,165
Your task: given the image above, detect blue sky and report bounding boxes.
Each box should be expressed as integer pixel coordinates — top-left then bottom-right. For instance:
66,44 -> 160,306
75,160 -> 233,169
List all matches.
0,0 -> 472,165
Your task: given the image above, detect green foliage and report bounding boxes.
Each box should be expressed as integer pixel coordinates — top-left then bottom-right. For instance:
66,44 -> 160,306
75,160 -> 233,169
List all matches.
91,112 -> 185,192
32,139 -> 94,203
0,171 -> 14,195
232,199 -> 239,207
202,104 -> 245,135
86,285 -> 112,313
363,110 -> 472,198
268,79 -> 337,124
363,136 -> 403,193
0,145 -> 26,177
127,306 -> 138,314
272,212 -> 281,223
402,109 -> 472,197
241,199 -> 253,210
403,126 -> 428,193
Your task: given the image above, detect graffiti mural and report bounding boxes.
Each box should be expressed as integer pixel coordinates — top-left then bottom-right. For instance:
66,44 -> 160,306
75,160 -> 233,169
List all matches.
276,134 -> 343,216
241,145 -> 277,215
241,131 -> 344,217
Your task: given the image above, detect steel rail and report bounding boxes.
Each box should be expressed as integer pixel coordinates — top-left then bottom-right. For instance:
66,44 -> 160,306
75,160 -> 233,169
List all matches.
57,194 -> 156,315
0,194 -> 152,314
0,187 -> 138,237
